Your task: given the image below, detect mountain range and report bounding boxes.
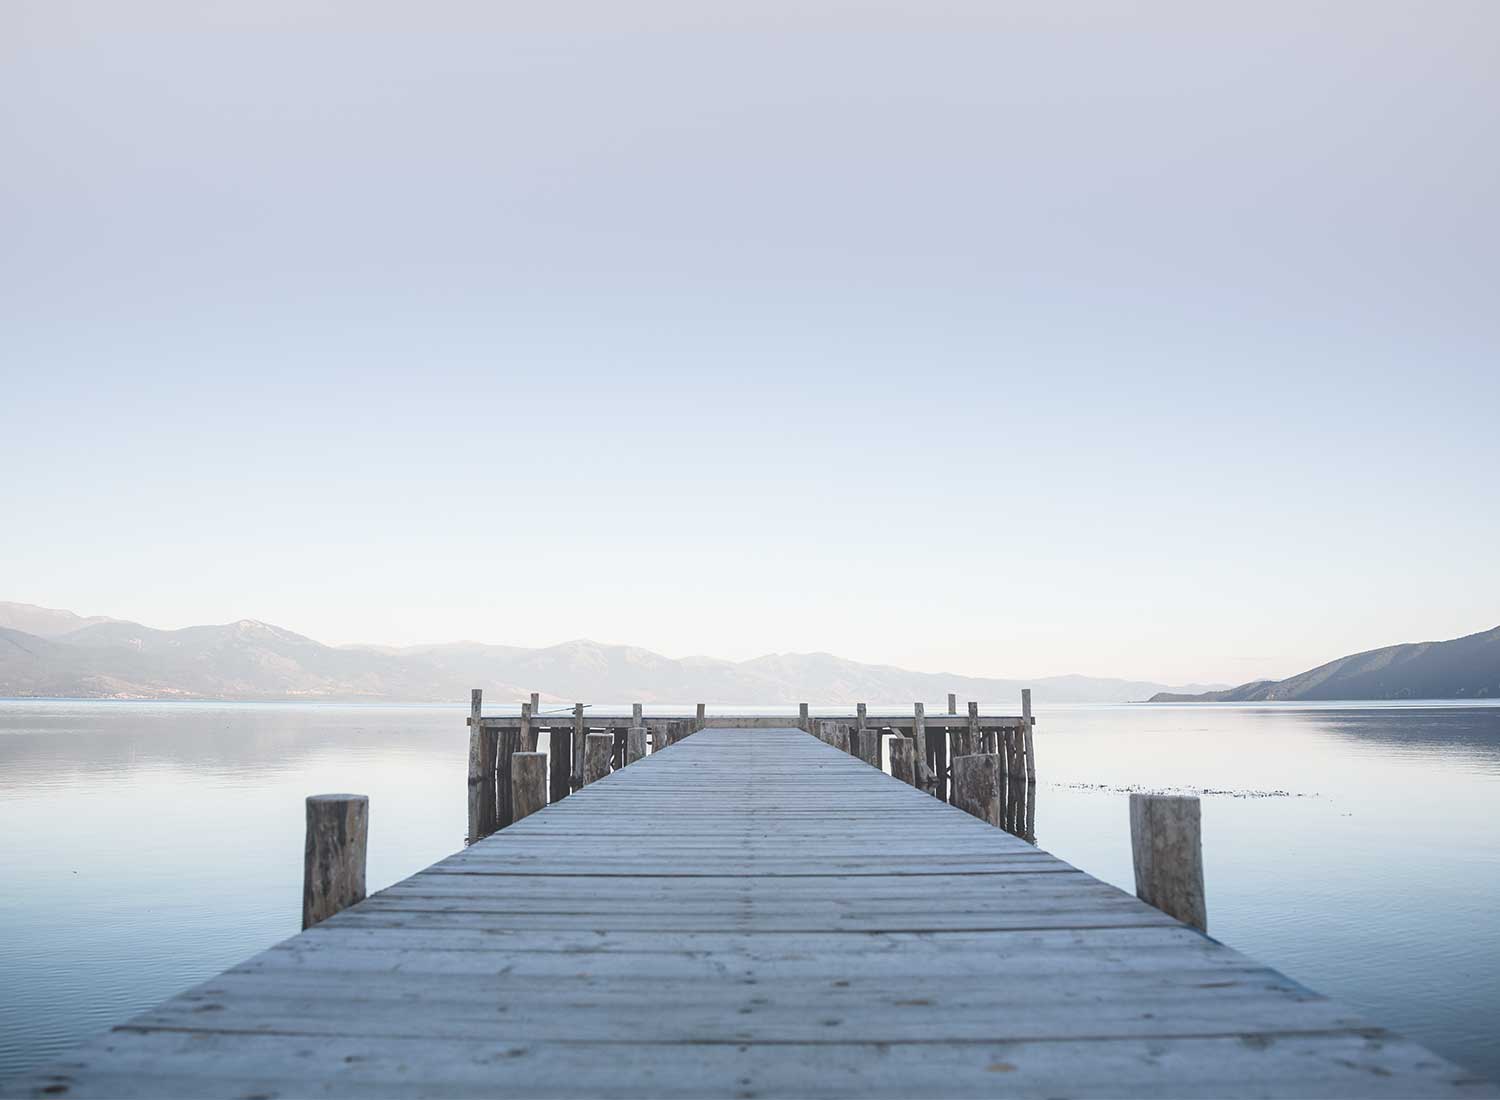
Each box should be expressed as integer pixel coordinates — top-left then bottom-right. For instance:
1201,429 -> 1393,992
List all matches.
0,601 -> 1223,705
1148,625 -> 1500,702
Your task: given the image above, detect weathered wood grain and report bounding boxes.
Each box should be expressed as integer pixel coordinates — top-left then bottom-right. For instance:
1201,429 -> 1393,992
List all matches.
626,725 -> 647,765
953,752 -> 1001,827
1131,793 -> 1207,932
889,735 -> 916,786
302,794 -> 367,930
511,752 -> 547,823
583,732 -> 613,786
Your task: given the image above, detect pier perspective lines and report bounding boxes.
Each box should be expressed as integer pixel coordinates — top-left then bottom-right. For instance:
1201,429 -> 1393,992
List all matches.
4,726 -> 1490,1098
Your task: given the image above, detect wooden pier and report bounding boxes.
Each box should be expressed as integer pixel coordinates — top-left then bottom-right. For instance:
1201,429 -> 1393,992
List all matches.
4,718 -> 1490,1097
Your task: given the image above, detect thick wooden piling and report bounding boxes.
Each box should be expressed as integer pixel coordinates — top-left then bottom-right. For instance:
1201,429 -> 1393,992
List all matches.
626,725 -> 647,764
548,727 -> 572,804
301,793 -> 367,930
817,720 -> 850,753
952,753 -> 1002,827
888,736 -> 917,786
947,692 -> 957,714
695,702 -> 706,731
799,702 -> 809,731
496,726 -> 517,829
466,689 -> 498,841
1130,794 -> 1207,932
632,702 -> 643,724
928,720 -> 948,801
911,702 -> 930,788
519,702 -> 535,752
1022,687 -> 1036,784
572,703 -> 586,785
583,732 -> 613,786
511,752 -> 547,823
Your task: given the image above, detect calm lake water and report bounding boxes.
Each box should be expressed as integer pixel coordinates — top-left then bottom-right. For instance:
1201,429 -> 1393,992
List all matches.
1,699 -> 1497,1082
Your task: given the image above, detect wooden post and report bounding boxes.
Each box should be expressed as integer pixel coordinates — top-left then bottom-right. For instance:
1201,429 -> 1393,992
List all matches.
929,721 -> 948,802
496,726 -> 516,829
530,691 -> 540,717
572,703 -> 586,785
627,725 -> 647,764
633,702 -> 643,724
467,689 -> 498,841
583,732 -> 613,786
695,702 -> 706,731
520,702 -> 535,752
511,752 -> 547,822
1022,688 -> 1036,784
889,736 -> 917,786
302,794 -> 367,930
911,702 -> 931,788
799,702 -> 809,731
947,692 -> 957,715
857,727 -> 881,769
952,754 -> 1002,827
549,727 -> 572,803
856,703 -> 867,732
816,720 -> 850,753
1130,794 -> 1207,932
964,701 -> 981,759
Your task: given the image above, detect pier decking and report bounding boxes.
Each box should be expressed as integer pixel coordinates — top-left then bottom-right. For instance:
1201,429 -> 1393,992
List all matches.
6,726 -> 1489,1098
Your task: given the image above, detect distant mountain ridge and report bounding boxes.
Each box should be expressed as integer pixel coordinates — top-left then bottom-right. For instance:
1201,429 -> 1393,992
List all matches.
1149,625 -> 1500,702
0,601 -> 1221,705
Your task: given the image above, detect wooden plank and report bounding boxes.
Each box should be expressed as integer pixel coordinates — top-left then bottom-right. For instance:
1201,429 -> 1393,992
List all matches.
6,724 -> 1486,1100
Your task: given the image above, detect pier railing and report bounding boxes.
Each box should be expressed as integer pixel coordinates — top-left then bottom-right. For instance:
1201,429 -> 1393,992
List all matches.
464,690 -> 1040,845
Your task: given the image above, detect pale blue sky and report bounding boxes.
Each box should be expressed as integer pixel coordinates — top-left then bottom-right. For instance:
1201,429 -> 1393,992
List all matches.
3,1 -> 1497,684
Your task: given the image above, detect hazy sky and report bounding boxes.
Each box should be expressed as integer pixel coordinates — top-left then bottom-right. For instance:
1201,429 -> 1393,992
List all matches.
3,1 -> 1497,685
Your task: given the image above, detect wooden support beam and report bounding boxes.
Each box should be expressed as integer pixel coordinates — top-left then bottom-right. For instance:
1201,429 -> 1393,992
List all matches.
814,720 -> 846,752
888,736 -> 917,786
967,701 -> 982,758
952,753 -> 1001,827
928,722 -> 948,802
911,702 -> 931,787
302,794 -> 367,930
519,702 -> 535,753
1130,794 -> 1207,932
1022,688 -> 1036,784
626,725 -> 647,765
548,728 -> 572,803
572,703 -> 586,785
496,726 -> 517,829
466,689 -> 498,841
583,732 -> 613,786
511,752 -> 547,823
